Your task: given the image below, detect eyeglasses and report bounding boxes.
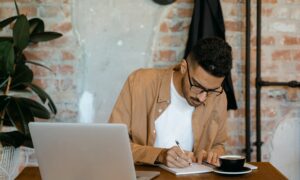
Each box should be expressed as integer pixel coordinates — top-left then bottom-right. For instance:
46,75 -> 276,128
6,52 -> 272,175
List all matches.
186,60 -> 223,97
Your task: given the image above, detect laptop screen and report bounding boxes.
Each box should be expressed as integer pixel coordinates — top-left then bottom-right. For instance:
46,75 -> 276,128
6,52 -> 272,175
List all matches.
29,122 -> 136,180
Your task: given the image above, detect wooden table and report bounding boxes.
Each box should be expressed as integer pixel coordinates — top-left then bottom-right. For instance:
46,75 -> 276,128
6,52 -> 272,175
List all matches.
16,162 -> 287,180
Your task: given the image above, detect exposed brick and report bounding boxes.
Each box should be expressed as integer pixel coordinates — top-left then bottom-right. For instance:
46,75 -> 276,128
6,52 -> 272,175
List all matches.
60,65 -> 74,75
283,36 -> 300,45
1,0 -> 33,2
262,36 -> 276,45
159,22 -> 169,33
1,0 -> 299,163
0,8 -> 16,19
225,20 -> 244,32
262,7 -> 273,17
297,64 -> 300,72
177,8 -> 193,18
272,50 -> 292,61
251,36 -> 276,46
262,0 -> 277,3
51,64 -> 74,75
61,51 -> 75,61
0,5 -> 37,21
159,50 -> 176,62
30,65 -> 51,77
49,36 -> 68,47
170,21 -> 184,32
24,50 -> 51,61
32,79 -> 48,89
286,88 -> 299,102
292,50 -> 300,61
19,6 -> 38,17
230,5 -> 245,17
166,10 -> 174,19
52,22 -> 72,33
159,35 -> 185,47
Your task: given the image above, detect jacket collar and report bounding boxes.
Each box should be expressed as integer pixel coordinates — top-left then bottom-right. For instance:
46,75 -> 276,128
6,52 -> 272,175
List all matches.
157,64 -> 181,103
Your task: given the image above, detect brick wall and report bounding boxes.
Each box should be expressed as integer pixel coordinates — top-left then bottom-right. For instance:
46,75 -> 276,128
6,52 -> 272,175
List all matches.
1,0 -> 299,162
0,0 -> 81,122
152,0 -> 193,67
152,0 -> 300,161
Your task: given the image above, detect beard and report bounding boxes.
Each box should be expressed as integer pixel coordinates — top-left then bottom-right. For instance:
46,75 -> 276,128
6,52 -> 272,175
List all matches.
181,78 -> 204,107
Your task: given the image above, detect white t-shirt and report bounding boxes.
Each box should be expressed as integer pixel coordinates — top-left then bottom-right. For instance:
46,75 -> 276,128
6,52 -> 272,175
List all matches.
153,74 -> 194,151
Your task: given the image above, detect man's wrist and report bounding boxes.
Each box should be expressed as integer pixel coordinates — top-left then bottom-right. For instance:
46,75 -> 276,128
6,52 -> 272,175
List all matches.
156,148 -> 168,164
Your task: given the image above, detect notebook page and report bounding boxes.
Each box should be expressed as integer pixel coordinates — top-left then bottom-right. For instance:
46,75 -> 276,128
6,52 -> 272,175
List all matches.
159,163 -> 213,175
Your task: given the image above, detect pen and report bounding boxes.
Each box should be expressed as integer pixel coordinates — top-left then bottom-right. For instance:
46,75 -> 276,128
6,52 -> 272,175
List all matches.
175,140 -> 185,154
175,140 -> 192,165
202,161 -> 217,168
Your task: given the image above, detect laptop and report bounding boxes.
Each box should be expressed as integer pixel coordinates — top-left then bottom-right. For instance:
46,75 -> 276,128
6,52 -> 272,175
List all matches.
29,122 -> 160,180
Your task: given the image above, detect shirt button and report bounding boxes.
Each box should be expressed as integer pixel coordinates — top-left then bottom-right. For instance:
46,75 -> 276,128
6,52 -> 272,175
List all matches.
158,109 -> 162,113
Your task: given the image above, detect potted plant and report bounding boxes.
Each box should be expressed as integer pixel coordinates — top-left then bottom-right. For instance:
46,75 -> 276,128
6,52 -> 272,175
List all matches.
0,0 -> 62,147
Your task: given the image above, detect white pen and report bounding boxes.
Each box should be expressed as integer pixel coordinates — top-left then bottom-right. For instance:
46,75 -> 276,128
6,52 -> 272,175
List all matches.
175,140 -> 192,165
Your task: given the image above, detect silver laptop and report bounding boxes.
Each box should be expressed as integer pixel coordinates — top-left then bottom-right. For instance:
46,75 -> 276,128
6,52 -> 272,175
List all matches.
29,122 -> 159,180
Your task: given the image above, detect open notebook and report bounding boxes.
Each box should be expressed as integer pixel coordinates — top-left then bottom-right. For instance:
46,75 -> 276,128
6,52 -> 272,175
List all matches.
159,162 -> 257,175
159,163 -> 213,175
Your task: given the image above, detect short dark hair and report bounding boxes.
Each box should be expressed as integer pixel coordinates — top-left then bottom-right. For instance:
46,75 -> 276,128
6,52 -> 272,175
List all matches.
188,37 -> 232,77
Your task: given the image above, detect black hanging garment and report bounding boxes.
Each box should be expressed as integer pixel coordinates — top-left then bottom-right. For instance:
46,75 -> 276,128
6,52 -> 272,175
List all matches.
184,0 -> 237,110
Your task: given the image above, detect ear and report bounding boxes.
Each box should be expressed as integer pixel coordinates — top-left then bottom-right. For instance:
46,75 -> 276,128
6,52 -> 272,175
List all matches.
180,59 -> 187,74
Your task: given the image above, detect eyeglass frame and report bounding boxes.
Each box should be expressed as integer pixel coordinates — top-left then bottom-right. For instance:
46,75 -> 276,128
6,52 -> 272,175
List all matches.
185,60 -> 224,97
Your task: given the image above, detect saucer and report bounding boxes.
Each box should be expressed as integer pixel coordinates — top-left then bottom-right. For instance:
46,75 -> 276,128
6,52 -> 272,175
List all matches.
213,167 -> 252,175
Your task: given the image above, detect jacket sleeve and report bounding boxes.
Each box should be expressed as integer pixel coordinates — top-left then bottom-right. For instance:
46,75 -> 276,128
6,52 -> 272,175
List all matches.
109,71 -> 163,165
210,93 -> 228,154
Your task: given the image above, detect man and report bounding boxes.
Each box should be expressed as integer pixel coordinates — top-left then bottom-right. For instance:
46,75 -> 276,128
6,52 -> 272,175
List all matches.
109,37 -> 232,168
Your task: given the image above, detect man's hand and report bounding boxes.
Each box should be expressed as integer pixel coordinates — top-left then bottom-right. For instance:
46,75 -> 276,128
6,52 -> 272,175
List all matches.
160,146 -> 195,168
197,149 -> 221,166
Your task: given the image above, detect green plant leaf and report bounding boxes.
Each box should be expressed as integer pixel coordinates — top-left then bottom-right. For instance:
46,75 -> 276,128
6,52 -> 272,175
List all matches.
0,37 -> 13,43
29,18 -> 45,34
26,60 -> 54,73
7,97 -> 33,135
13,15 -> 30,51
19,98 -> 50,119
14,0 -> 20,16
0,16 -> 18,30
30,32 -> 62,43
0,131 -> 27,148
0,95 -> 10,112
24,83 -> 57,114
0,41 -> 15,75
15,52 -> 26,64
10,64 -> 33,89
0,78 -> 9,89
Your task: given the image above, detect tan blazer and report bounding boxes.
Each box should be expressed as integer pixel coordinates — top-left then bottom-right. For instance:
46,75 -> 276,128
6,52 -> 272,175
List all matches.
109,65 -> 228,165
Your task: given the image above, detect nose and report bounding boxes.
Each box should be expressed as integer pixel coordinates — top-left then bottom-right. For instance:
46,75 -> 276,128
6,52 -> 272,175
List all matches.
196,92 -> 208,102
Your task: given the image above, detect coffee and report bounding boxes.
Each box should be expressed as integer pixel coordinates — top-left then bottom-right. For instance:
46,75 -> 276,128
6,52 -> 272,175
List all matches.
223,157 -> 241,160
219,155 -> 245,172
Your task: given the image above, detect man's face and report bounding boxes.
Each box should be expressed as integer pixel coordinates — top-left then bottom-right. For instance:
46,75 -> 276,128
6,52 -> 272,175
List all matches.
181,60 -> 224,107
